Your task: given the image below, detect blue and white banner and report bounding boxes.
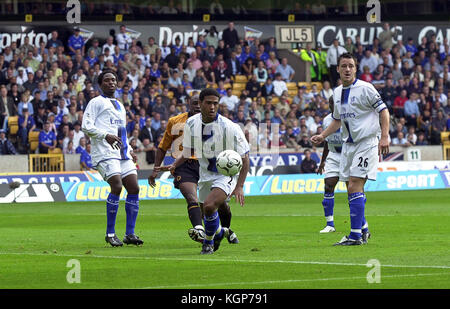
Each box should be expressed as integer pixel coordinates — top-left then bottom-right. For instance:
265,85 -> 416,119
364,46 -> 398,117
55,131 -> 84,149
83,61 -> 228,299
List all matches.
164,152 -> 321,167
0,171 -> 103,184
60,169 -> 450,202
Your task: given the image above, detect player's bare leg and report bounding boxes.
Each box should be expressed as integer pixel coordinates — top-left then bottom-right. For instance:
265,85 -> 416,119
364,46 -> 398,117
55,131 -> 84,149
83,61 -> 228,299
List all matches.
179,182 -> 205,243
105,175 -> 123,247
201,187 -> 229,254
320,176 -> 339,233
218,201 -> 239,244
121,174 -> 143,246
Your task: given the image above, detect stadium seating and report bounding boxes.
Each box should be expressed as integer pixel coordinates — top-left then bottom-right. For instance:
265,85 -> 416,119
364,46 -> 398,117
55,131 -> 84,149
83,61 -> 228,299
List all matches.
286,82 -> 298,90
233,75 -> 247,83
8,116 -> 18,136
233,83 -> 246,91
441,132 -> 450,145
298,82 -> 311,90
231,89 -> 242,97
288,89 -> 298,97
271,97 -> 280,104
28,131 -> 40,153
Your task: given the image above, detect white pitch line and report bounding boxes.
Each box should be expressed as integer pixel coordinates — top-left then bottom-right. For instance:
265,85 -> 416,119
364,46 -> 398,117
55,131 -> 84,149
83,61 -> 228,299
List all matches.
140,272 -> 450,289
1,252 -> 450,269
1,213 -> 431,217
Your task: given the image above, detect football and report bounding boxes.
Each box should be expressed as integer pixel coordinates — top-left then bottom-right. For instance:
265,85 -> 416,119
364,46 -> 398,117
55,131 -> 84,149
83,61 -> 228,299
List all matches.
216,150 -> 243,176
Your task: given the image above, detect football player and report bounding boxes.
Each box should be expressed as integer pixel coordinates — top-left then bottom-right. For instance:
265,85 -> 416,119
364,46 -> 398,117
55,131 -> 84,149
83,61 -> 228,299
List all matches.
160,88 -> 250,254
311,53 -> 390,246
82,69 -> 143,247
149,94 -> 240,246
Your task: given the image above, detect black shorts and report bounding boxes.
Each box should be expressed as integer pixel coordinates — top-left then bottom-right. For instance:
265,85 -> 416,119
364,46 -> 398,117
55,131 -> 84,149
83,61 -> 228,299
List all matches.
173,159 -> 200,189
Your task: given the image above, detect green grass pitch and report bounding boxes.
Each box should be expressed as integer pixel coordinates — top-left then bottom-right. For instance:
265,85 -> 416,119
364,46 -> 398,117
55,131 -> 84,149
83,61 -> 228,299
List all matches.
0,189 -> 449,289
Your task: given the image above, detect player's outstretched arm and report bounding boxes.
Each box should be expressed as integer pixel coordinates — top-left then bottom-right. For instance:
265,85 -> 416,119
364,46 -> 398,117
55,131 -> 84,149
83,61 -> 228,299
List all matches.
311,119 -> 341,145
149,147 -> 167,188
318,141 -> 329,175
232,153 -> 250,207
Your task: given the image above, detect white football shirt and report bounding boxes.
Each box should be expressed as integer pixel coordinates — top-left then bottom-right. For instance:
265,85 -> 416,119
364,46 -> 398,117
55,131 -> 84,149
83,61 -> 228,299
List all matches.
182,113 -> 250,182
332,79 -> 387,143
82,95 -> 132,167
323,114 -> 343,153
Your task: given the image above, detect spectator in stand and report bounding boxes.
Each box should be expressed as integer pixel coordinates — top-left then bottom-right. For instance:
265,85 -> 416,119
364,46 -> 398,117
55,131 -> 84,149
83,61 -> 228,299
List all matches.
360,65 -> 373,83
276,57 -> 295,82
67,27 -> 85,57
405,126 -> 418,145
220,88 -> 239,112
80,143 -> 93,170
261,77 -> 275,98
18,106 -> 36,152
47,30 -> 64,49
222,22 -> 239,50
393,89 -> 408,118
245,74 -> 261,99
359,49 -> 378,74
226,51 -> 241,77
392,131 -> 410,146
273,73 -> 288,97
213,59 -> 230,84
266,51 -> 280,78
116,25 -> 132,54
300,149 -> 317,173
38,121 -> 57,154
379,23 -> 398,50
430,110 -> 447,144
404,92 -> 421,127
326,39 -> 347,87
0,129 -> 17,155
416,132 -> 429,145
254,60 -> 268,83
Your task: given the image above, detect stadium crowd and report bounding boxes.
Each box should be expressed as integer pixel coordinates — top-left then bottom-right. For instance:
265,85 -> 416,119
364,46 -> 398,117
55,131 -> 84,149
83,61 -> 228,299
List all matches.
0,22 -> 449,170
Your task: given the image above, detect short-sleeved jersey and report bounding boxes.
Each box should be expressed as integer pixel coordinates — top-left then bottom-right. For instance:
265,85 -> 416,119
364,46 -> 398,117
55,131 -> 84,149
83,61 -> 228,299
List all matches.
323,114 -> 343,153
68,35 -> 84,53
81,95 -> 132,167
182,113 -> 250,182
332,79 -> 387,143
39,130 -> 56,146
158,112 -> 192,159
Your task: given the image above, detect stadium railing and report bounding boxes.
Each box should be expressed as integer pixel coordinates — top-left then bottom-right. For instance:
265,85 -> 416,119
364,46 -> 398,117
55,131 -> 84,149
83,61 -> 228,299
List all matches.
29,153 -> 64,172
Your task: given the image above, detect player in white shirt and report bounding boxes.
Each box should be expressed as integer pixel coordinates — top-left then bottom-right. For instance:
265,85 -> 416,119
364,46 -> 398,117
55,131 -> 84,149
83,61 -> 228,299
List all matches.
311,53 -> 390,246
163,88 -> 250,255
317,97 -> 342,233
82,69 -> 143,247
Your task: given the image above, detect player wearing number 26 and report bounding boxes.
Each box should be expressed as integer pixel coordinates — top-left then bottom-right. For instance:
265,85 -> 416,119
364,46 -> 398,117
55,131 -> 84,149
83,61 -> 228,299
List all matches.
169,88 -> 250,255
311,53 -> 390,246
